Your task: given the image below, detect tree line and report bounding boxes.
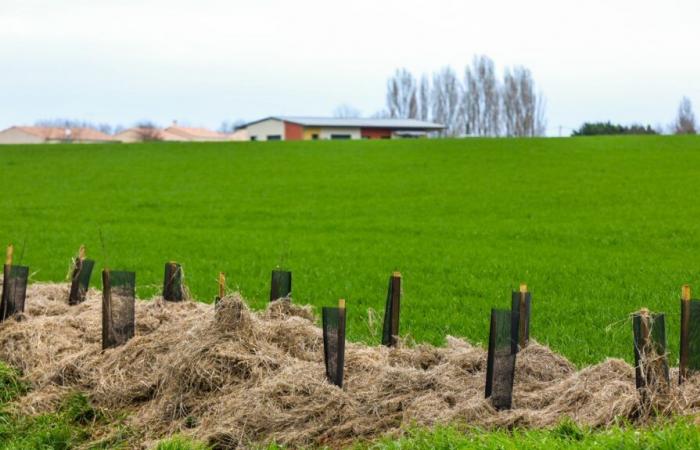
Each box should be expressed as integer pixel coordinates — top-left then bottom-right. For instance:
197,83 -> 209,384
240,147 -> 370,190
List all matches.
377,56 -> 547,137
572,122 -> 658,136
571,97 -> 697,136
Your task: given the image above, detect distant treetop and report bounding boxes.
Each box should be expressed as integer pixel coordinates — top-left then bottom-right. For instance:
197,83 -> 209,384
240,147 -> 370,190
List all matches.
572,122 -> 658,136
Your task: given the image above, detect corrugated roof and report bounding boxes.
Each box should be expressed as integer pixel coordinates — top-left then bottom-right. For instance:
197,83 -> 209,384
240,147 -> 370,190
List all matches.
244,116 -> 444,130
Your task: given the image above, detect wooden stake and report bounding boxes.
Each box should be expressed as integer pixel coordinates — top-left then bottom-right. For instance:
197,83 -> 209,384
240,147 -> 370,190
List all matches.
638,308 -> 652,389
5,244 -> 13,266
163,262 -> 184,301
218,272 -> 225,300
390,272 -> 401,346
270,270 -> 292,302
518,283 -> 528,348
639,307 -> 651,350
681,285 -> 691,382
101,269 -> 112,350
68,245 -> 89,305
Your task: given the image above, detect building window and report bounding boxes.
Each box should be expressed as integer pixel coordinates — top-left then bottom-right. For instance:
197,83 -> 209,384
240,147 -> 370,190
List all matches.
267,135 -> 282,140
330,134 -> 351,140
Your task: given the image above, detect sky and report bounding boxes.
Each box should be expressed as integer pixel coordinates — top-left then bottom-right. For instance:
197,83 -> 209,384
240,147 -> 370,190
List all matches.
1,0 -> 699,135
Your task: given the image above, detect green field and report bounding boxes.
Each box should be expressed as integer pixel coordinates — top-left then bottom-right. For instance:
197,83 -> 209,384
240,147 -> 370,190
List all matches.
2,136 -> 700,367
3,135 -> 700,448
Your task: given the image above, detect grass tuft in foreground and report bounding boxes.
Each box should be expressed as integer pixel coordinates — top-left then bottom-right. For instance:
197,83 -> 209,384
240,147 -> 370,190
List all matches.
0,362 -> 127,449
361,419 -> 700,449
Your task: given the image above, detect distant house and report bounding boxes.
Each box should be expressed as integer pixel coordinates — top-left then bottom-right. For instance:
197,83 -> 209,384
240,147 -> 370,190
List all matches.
114,127 -> 186,143
241,117 -> 444,141
164,124 -> 242,141
0,126 -> 113,144
114,123 -> 248,143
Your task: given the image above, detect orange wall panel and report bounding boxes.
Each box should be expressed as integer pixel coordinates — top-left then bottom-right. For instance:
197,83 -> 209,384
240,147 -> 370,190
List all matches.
361,128 -> 392,139
284,122 -> 304,141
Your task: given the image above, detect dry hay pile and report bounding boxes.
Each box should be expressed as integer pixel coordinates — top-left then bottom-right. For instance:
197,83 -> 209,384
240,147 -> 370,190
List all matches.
1,283 -> 700,448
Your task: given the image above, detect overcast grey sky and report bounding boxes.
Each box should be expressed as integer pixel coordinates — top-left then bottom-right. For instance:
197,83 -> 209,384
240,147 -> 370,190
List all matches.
1,0 -> 698,135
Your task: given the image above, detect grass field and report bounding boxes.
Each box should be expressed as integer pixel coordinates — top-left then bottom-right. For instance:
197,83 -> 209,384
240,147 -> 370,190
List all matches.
3,135 -> 700,448
2,136 -> 700,367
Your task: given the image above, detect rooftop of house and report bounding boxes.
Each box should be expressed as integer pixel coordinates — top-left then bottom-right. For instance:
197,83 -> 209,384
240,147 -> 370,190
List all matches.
11,126 -> 113,141
243,116 -> 445,130
164,125 -> 230,140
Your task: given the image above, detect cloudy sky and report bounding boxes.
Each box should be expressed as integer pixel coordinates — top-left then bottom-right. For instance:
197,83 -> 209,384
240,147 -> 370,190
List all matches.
1,0 -> 698,135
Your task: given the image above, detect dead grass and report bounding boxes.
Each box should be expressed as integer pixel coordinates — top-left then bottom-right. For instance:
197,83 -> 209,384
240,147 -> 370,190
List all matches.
1,282 -> 699,448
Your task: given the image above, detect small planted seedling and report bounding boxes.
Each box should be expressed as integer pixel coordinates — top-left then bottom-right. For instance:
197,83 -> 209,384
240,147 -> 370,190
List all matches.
485,307 -> 519,410
632,308 -> 669,403
102,269 -> 135,350
382,272 -> 401,347
270,269 -> 292,302
162,262 -> 185,301
215,272 -> 225,306
1,244 -> 29,322
323,299 -> 346,388
68,245 -> 95,305
679,284 -> 700,383
511,283 -> 531,350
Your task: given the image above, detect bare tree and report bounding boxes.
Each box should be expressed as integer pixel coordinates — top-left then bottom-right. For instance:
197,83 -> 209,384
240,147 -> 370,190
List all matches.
96,123 -> 113,135
463,55 -> 500,136
431,67 -> 463,137
34,118 -> 115,135
502,67 -> 546,137
218,120 -> 247,133
133,120 -> 163,141
333,104 -> 362,118
386,68 -> 418,119
218,120 -> 234,133
534,94 -> 547,136
371,110 -> 391,119
35,118 -> 93,129
674,97 -> 697,134
418,74 -> 431,121
502,71 -> 518,136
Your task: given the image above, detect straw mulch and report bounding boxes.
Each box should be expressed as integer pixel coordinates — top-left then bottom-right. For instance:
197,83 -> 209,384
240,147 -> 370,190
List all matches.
1,282 -> 699,449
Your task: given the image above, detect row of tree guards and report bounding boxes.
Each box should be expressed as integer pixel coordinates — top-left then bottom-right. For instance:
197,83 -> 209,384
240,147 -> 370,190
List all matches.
0,244 -> 699,407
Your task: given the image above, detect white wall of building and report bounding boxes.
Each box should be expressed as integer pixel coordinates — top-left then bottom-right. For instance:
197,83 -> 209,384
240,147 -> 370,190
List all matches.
246,119 -> 285,141
318,127 -> 361,140
0,128 -> 44,144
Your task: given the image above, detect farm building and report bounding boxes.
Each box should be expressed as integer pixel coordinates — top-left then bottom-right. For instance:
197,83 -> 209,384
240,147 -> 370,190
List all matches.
114,123 -> 247,143
241,117 -> 444,141
0,126 -> 113,144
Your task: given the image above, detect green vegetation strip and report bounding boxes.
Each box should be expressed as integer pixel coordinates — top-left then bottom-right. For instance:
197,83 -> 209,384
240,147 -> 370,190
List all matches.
118,421 -> 700,449
1,136 -> 700,368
